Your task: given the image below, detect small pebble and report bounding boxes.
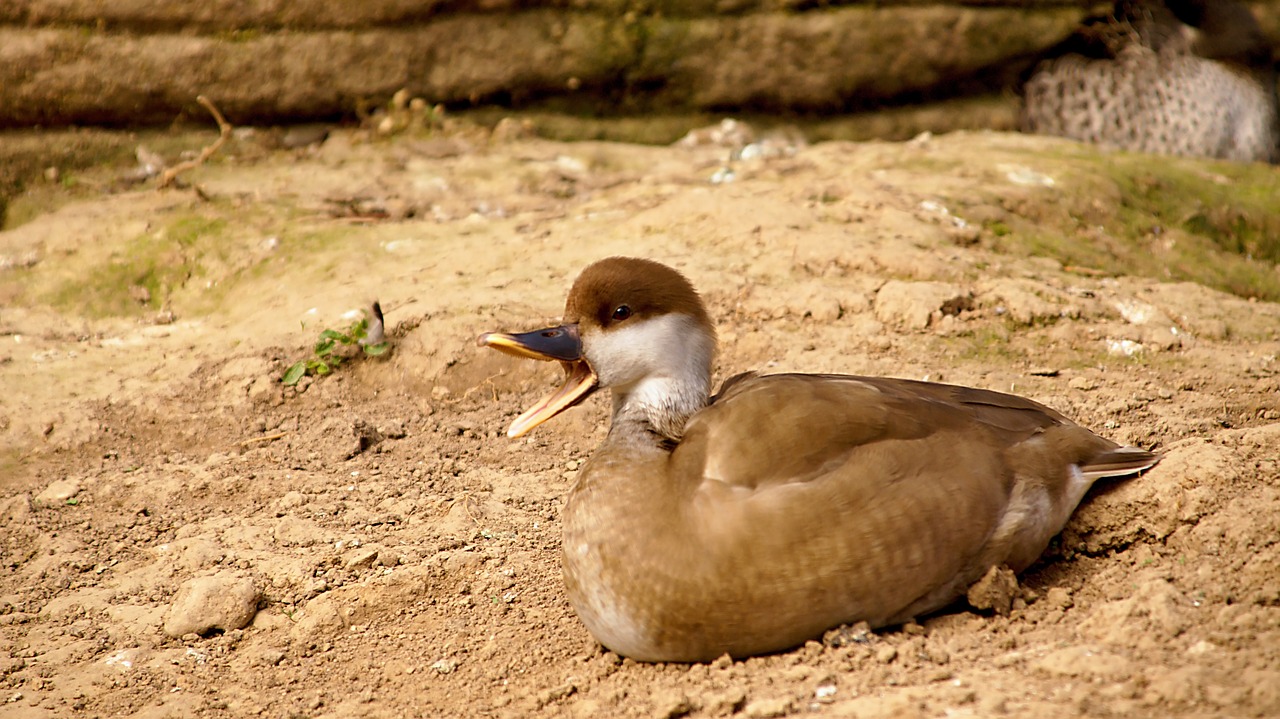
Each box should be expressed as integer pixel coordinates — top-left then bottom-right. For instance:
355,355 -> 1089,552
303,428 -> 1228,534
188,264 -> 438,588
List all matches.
35,478 -> 81,505
1068,376 -> 1097,391
744,696 -> 794,718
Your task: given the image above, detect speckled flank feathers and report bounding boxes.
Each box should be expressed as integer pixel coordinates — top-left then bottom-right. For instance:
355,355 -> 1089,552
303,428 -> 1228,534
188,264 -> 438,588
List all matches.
1022,0 -> 1278,163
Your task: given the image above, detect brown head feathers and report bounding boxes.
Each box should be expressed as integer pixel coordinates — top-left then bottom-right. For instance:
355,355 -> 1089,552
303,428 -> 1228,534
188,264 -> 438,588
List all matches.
565,257 -> 714,335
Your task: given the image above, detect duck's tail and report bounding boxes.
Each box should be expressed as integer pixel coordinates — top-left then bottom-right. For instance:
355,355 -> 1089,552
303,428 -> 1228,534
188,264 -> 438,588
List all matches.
1081,445 -> 1161,482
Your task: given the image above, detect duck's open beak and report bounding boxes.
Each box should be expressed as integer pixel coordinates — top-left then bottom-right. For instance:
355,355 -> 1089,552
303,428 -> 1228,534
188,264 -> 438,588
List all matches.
476,324 -> 598,438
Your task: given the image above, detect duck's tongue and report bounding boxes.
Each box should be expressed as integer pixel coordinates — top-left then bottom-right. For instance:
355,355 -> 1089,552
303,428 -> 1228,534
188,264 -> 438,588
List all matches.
477,325 -> 599,437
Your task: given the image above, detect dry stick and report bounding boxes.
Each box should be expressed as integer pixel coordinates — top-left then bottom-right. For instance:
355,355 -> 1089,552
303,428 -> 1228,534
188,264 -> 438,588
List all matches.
239,427 -> 289,445
158,95 -> 232,189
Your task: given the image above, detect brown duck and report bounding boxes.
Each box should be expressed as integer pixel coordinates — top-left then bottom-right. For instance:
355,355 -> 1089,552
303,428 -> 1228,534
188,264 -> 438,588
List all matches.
478,257 -> 1159,662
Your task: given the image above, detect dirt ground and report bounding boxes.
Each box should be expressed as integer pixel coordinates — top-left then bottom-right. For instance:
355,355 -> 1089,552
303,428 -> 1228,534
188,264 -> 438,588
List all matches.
1,122 -> 1278,719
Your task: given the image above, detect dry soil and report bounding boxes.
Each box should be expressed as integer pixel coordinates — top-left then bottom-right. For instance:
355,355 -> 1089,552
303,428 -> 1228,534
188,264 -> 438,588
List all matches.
1,124 -> 1278,718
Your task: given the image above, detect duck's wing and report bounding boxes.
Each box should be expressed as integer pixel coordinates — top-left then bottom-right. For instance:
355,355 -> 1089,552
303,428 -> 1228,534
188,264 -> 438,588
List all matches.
679,373 -> 1154,491
671,374 -> 1157,598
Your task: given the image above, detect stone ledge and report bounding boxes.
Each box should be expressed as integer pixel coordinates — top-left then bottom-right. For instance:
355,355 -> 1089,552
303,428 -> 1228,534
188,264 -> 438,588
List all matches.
0,1 -> 1102,32
0,7 -> 1080,127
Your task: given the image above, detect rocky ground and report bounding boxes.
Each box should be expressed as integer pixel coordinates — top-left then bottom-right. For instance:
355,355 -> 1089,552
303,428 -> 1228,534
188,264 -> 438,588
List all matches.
1,120 -> 1278,718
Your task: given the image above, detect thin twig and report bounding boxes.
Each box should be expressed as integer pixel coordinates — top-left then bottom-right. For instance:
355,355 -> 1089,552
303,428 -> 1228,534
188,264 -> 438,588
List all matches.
158,95 -> 232,189
239,432 -> 287,447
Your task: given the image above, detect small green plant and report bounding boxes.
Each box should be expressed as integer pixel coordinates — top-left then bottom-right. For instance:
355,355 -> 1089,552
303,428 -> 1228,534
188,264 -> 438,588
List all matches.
283,303 -> 388,386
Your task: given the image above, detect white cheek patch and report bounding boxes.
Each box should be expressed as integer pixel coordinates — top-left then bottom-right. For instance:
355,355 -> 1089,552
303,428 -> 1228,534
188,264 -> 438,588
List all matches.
584,313 -> 713,393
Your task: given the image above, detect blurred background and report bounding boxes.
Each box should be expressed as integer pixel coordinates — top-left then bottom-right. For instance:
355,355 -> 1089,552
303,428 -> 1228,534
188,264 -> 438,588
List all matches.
1,1 -> 1275,140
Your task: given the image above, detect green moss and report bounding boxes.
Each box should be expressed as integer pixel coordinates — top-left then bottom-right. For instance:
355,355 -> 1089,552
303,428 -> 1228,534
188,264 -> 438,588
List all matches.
41,215 -> 228,318
948,323 -> 1022,363
984,220 -> 1012,237
986,150 -> 1280,302
218,28 -> 263,43
1108,159 -> 1280,265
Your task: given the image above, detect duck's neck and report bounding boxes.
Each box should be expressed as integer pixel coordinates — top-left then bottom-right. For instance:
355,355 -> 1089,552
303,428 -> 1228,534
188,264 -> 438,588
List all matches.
608,374 -> 710,445
613,320 -> 715,445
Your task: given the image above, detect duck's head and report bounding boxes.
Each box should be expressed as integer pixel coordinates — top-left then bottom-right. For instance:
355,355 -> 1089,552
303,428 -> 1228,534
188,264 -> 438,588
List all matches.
478,257 -> 716,440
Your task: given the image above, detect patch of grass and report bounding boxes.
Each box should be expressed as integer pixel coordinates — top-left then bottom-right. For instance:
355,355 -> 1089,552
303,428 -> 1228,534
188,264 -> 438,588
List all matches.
1116,161 -> 1280,259
988,151 -> 1280,302
948,323 -> 1022,364
983,219 -> 1012,237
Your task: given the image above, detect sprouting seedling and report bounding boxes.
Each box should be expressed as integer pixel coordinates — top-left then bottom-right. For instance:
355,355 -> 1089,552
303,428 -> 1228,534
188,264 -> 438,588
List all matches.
283,302 -> 389,386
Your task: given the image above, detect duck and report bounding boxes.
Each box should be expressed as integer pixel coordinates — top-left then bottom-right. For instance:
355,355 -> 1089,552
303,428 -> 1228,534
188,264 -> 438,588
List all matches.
477,257 -> 1160,662
1021,0 -> 1278,163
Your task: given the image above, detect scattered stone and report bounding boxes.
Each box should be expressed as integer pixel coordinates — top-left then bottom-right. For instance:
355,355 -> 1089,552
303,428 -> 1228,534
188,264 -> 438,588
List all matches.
1106,338 -> 1144,357
823,621 -> 874,648
1044,587 -> 1074,611
966,565 -> 1019,615
35,478 -> 81,505
0,250 -> 41,270
344,547 -> 380,570
281,124 -> 331,149
744,696 -> 795,718
1114,298 -> 1172,327
653,690 -> 695,719
374,549 -> 402,567
923,646 -> 950,665
676,118 -> 756,150
876,645 -> 898,664
1186,640 -> 1216,656
378,419 -> 407,439
277,491 -> 307,510
490,117 -> 536,143
252,648 -> 286,667
163,576 -> 262,638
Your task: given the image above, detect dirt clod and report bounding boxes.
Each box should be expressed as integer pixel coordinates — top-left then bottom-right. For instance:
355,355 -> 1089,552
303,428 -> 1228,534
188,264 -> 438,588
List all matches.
966,564 -> 1020,615
163,576 -> 262,638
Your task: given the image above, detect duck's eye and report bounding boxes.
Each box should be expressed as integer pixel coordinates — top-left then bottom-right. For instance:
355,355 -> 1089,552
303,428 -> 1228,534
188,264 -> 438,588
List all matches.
611,305 -> 632,321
